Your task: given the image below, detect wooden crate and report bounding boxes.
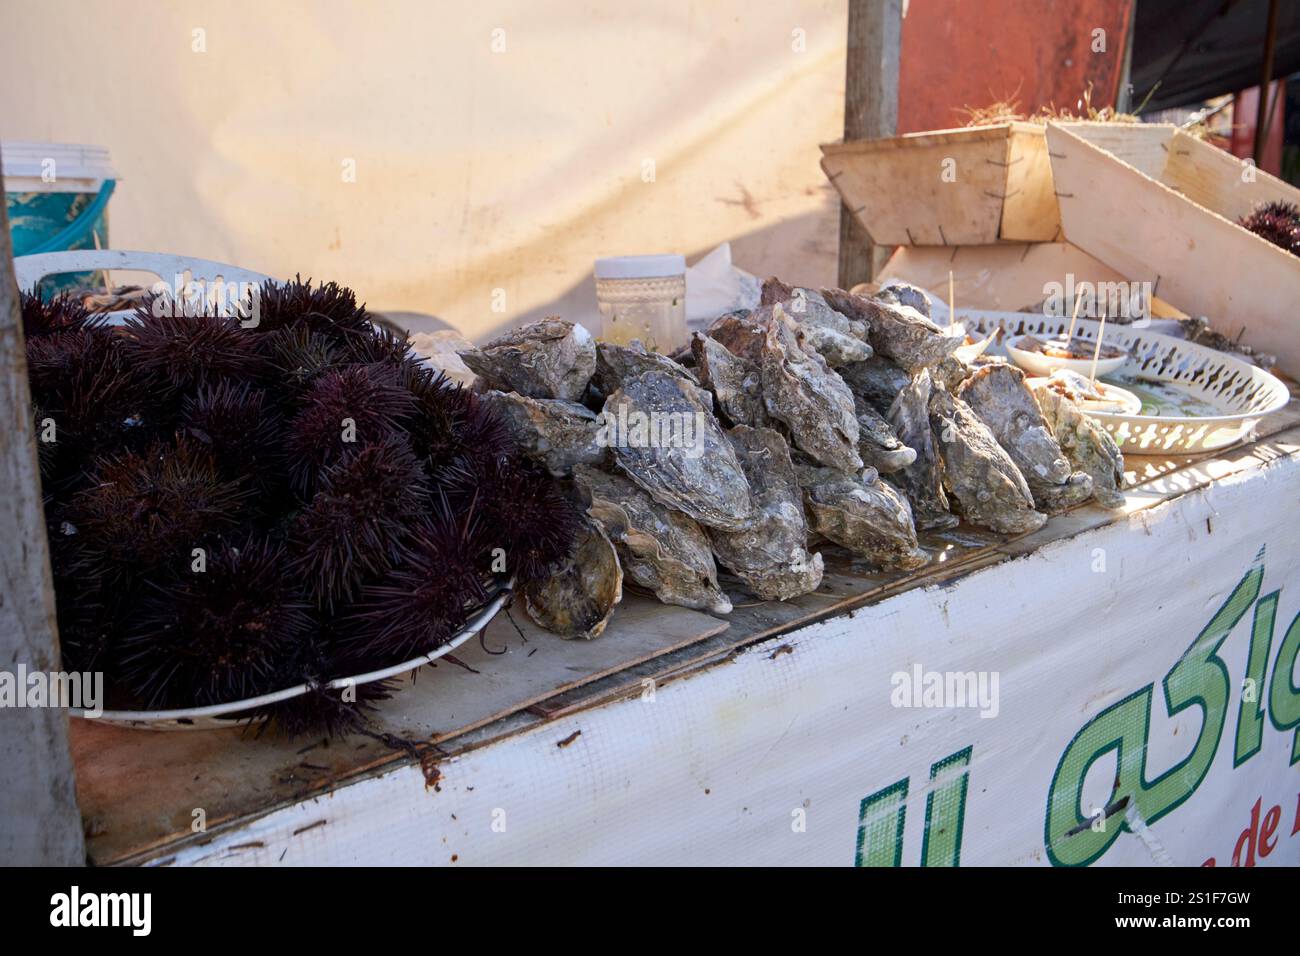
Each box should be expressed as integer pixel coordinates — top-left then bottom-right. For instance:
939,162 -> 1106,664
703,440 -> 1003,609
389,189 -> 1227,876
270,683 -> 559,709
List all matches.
820,122 -> 1067,245
1047,121 -> 1300,370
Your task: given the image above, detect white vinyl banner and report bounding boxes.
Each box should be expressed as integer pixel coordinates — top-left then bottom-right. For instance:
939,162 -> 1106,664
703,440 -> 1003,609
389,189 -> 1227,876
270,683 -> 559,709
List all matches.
170,455 -> 1300,867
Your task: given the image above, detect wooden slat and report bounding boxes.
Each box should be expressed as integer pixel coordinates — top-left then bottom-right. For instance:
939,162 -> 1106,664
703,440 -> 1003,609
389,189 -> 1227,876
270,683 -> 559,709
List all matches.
1052,121 -> 1175,179
822,126 -> 1011,245
1046,121 -> 1300,371
1161,128 -> 1300,228
1001,123 -> 1061,242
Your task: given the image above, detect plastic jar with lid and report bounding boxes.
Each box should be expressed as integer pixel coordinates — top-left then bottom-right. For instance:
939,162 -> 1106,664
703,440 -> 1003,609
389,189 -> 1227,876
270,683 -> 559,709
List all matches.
593,254 -> 687,354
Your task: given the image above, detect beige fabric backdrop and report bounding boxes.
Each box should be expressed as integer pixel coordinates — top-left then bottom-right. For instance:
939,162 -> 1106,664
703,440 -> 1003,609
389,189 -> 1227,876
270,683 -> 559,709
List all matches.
1,0 -> 848,341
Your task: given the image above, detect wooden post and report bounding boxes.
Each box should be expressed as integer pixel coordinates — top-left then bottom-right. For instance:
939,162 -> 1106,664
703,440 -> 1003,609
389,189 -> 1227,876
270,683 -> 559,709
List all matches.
837,0 -> 902,289
0,158 -> 86,864
1253,0 -> 1280,164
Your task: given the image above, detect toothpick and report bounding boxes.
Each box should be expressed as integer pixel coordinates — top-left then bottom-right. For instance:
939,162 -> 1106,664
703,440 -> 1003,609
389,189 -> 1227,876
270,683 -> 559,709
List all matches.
1089,312 -> 1108,385
1064,287 -> 1082,344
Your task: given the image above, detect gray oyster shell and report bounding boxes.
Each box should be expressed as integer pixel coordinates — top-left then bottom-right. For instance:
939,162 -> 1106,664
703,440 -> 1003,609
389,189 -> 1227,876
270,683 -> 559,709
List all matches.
797,464 -> 928,571
573,465 -> 731,614
839,354 -> 911,417
459,317 -> 595,401
822,288 -> 964,373
885,370 -> 957,530
1033,383 -> 1126,509
928,385 -> 1047,534
761,277 -> 873,367
759,305 -> 862,473
523,515 -> 623,640
932,355 -> 971,394
691,332 -> 770,428
875,281 -> 933,318
957,364 -> 1092,513
593,340 -> 699,395
601,370 -> 752,530
481,390 -> 606,478
708,426 -> 824,601
855,399 -> 917,475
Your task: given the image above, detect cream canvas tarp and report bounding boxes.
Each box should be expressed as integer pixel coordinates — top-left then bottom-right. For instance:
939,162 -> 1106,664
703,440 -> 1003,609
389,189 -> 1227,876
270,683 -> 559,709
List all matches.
0,0 -> 849,340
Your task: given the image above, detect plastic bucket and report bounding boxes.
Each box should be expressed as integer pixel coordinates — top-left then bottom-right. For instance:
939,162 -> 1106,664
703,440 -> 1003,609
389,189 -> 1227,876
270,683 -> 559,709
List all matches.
3,142 -> 117,296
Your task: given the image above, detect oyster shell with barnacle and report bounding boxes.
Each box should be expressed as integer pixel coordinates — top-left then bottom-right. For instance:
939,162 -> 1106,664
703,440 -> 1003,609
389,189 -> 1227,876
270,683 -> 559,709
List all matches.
1032,381 -> 1126,509
458,317 -> 595,401
523,514 -> 623,640
708,426 -> 824,601
822,288 -> 964,374
760,305 -> 862,473
885,370 -> 957,531
573,465 -> 731,614
691,332 -> 770,428
928,385 -> 1047,534
760,277 -> 873,367
957,364 -> 1093,513
797,464 -> 928,571
480,390 -> 607,478
601,369 -> 753,531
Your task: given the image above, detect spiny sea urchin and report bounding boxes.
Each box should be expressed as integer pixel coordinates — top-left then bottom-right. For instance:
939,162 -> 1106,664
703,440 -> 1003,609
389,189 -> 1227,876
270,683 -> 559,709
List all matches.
116,537 -> 312,709
71,437 -> 248,576
25,277 -> 577,735
121,307 -> 266,394
290,434 -> 427,607
285,364 -> 416,492
1239,200 -> 1300,257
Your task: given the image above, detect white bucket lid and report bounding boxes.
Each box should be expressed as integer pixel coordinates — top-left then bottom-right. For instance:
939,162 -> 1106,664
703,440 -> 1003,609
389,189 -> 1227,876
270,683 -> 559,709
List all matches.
594,254 -> 686,280
2,142 -> 116,185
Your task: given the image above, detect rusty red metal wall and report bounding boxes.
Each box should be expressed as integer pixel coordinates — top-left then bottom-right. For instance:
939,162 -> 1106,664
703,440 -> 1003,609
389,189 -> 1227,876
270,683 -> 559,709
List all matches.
897,0 -> 1134,134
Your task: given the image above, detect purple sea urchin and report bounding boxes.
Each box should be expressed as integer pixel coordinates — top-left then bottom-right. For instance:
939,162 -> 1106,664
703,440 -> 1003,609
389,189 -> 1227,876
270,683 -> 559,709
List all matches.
1239,200 -> 1300,257
117,537 -> 312,709
291,435 -> 426,606
122,307 -> 265,394
286,364 -> 416,492
24,277 -> 577,735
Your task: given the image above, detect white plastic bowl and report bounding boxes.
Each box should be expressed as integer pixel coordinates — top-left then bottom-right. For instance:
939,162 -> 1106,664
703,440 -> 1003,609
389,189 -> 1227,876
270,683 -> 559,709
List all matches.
1006,333 -> 1128,378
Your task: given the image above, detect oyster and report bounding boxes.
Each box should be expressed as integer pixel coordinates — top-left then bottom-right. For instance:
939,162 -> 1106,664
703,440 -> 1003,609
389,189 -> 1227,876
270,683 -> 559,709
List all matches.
1033,383 -> 1126,509
573,465 -> 731,614
822,288 -> 964,373
458,317 -> 595,401
928,386 -> 1047,534
705,310 -> 767,362
759,306 -> 862,473
708,426 -> 824,601
691,332 -> 769,428
885,370 -> 957,530
839,355 -> 911,416
601,370 -> 752,530
855,399 -> 916,474
523,515 -> 623,640
875,281 -> 934,318
481,390 -> 606,477
932,355 -> 971,394
593,340 -> 699,395
957,364 -> 1093,513
797,464 -> 928,571
761,277 -> 873,367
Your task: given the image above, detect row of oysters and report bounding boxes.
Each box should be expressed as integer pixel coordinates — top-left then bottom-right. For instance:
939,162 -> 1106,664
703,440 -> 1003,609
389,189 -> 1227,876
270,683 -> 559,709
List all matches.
457,278 -> 1125,638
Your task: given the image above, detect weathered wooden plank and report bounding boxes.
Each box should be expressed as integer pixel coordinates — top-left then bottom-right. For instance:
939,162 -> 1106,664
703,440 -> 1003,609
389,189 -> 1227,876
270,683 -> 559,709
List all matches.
837,0 -> 902,287
1001,124 -> 1062,242
0,173 -> 86,865
1161,128 -> 1300,228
